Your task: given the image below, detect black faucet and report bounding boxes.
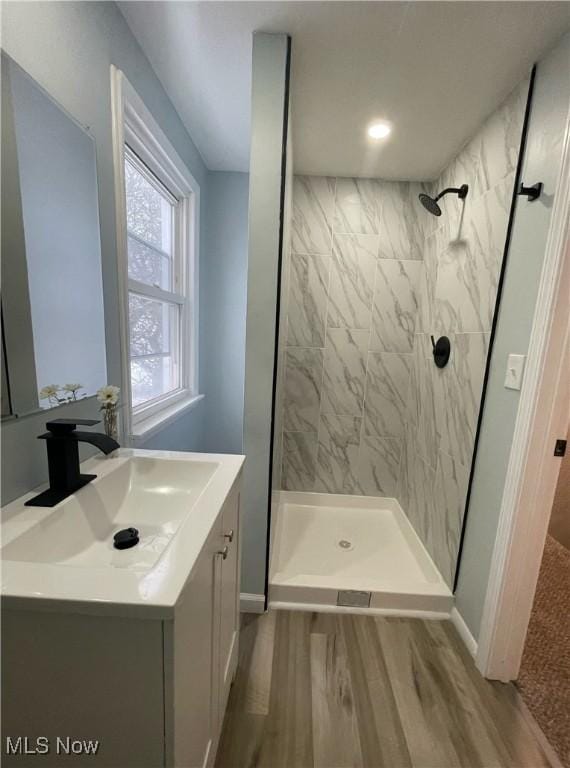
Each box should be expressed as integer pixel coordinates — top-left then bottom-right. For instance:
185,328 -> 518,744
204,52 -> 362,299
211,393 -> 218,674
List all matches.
25,419 -> 120,507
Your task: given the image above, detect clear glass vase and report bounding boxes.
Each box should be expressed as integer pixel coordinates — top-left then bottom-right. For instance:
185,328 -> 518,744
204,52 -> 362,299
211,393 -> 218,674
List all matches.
102,405 -> 118,441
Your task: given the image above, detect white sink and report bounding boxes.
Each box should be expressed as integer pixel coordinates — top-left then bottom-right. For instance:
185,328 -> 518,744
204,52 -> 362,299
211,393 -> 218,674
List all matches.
1,449 -> 245,617
2,456 -> 218,570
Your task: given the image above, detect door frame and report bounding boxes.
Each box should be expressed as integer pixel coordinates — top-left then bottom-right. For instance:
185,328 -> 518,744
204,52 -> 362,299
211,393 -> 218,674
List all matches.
475,116 -> 570,682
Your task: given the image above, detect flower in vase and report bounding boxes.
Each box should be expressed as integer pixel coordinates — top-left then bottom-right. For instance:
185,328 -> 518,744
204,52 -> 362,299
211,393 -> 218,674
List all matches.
97,385 -> 120,441
39,385 -> 59,400
97,385 -> 120,407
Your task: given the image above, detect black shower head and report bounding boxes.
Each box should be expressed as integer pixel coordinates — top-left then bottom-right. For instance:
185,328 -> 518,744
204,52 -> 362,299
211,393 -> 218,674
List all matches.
418,184 -> 469,216
419,193 -> 442,216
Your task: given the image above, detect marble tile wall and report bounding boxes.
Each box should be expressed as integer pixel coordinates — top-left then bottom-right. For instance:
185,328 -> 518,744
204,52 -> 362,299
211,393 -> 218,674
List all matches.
279,176 -> 424,499
274,77 -> 528,589
398,78 -> 529,587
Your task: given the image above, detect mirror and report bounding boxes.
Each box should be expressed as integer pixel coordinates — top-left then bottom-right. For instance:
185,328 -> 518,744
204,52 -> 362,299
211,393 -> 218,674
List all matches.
1,54 -> 107,418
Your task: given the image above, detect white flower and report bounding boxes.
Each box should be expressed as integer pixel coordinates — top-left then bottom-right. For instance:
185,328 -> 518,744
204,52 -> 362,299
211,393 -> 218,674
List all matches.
39,385 -> 59,399
97,385 -> 120,406
62,383 -> 83,392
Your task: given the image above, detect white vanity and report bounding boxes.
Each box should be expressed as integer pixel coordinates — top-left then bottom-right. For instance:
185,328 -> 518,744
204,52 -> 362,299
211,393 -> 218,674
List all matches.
1,449 -> 244,768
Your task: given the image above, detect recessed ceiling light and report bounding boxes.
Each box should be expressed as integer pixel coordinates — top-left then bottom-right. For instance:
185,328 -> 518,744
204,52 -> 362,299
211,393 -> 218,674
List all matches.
367,121 -> 392,140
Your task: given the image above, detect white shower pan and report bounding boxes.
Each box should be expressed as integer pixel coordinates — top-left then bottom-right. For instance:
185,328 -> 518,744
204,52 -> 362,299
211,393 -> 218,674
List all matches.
269,492 -> 453,617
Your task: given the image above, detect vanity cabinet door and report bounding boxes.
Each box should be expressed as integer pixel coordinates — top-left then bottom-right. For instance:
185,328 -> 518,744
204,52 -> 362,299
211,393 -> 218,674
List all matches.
165,516 -> 222,768
217,484 -> 240,719
165,478 -> 241,768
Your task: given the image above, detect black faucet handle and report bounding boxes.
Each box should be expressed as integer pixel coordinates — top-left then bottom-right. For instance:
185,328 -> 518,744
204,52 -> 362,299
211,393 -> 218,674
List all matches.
44,418 -> 100,436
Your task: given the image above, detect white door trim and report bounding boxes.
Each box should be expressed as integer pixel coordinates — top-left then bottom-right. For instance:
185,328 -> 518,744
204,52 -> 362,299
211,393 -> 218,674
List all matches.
476,113 -> 570,682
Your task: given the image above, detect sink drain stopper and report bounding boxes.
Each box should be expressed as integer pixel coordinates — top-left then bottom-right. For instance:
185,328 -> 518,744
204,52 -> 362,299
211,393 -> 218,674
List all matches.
338,539 -> 352,549
113,527 -> 140,550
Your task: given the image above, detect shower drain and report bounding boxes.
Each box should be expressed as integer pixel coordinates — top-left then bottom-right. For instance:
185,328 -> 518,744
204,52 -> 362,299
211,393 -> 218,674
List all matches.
338,539 -> 352,550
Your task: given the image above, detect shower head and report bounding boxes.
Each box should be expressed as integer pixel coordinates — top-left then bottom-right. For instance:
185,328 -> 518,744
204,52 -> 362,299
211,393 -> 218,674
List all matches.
419,193 -> 443,216
418,184 -> 469,216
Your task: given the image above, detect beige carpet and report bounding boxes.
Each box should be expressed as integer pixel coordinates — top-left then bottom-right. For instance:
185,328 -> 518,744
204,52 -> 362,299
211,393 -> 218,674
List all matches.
517,535 -> 570,766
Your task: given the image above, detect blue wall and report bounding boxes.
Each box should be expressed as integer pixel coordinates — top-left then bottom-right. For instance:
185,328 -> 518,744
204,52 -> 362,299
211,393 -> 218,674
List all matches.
201,172 -> 249,455
142,171 -> 249,455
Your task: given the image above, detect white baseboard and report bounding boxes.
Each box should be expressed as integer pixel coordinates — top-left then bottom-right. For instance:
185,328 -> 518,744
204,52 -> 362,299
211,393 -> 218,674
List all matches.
451,607 -> 478,658
240,592 -> 265,613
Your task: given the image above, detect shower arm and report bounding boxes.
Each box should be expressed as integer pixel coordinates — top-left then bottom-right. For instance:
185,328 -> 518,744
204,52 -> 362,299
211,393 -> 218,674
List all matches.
434,186 -> 467,202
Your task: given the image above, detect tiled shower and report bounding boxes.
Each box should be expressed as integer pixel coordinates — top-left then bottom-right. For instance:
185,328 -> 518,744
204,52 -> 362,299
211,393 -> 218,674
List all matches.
272,78 -> 528,590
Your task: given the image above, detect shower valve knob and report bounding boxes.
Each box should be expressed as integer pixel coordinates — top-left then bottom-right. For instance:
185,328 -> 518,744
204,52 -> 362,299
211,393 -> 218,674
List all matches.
431,335 -> 451,368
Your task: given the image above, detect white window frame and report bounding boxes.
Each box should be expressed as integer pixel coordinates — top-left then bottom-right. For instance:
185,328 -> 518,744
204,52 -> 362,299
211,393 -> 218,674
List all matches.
125,147 -> 185,416
111,67 -> 201,442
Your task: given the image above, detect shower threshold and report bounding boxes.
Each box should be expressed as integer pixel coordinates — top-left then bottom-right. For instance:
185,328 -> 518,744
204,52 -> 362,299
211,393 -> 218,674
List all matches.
269,492 -> 453,618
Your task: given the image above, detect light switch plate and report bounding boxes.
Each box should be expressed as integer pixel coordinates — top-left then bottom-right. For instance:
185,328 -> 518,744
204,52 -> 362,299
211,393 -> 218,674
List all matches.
504,354 -> 526,390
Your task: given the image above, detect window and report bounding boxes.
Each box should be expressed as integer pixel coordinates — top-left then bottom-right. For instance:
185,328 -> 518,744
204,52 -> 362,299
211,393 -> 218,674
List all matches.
112,69 -> 200,439
125,150 -> 182,408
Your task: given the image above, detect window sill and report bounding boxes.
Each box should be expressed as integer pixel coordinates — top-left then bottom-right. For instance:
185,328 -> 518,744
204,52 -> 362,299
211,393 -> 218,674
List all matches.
130,393 -> 204,444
